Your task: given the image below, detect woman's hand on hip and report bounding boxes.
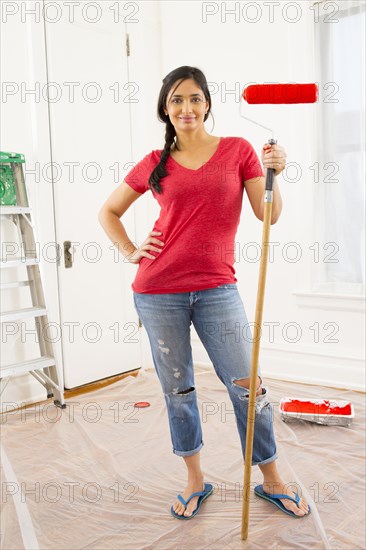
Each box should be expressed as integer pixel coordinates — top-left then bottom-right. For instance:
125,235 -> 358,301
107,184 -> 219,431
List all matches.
127,231 -> 165,264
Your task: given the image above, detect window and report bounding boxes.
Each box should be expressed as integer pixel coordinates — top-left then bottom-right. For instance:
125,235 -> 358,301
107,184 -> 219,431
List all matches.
313,0 -> 365,294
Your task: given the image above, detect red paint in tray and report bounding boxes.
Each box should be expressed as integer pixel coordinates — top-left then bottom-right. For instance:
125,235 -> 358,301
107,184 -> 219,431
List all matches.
279,398 -> 355,426
281,399 -> 352,416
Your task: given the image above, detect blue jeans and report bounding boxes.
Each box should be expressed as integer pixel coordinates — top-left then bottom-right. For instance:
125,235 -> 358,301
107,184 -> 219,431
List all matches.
133,283 -> 278,466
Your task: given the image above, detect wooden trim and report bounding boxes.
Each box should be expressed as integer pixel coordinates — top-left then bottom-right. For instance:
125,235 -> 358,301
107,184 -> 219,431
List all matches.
0,368 -> 141,415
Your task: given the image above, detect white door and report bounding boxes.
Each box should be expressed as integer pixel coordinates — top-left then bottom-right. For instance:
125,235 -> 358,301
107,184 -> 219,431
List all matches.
45,2 -> 140,388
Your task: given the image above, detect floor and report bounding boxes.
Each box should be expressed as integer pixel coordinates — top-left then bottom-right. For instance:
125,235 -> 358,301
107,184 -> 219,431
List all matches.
1,364 -> 365,549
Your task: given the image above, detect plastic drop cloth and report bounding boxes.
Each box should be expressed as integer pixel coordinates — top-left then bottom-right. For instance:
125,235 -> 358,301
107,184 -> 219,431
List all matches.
1,363 -> 365,550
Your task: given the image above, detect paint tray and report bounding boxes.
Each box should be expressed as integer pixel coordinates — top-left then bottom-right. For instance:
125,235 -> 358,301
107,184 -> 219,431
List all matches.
279,397 -> 355,427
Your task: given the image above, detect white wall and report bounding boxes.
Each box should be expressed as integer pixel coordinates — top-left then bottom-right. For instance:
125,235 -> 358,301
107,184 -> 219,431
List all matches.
147,0 -> 364,390
1,11 -> 62,405
1,0 -> 364,402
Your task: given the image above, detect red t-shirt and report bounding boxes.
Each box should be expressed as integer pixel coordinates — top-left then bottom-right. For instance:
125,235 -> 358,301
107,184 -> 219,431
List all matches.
124,136 -> 264,294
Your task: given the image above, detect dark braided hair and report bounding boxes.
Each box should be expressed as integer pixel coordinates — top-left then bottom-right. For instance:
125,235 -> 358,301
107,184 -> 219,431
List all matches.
148,66 -> 213,194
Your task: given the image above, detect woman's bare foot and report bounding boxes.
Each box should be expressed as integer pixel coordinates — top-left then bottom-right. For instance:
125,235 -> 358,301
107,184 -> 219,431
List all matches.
262,480 -> 309,516
172,475 -> 205,517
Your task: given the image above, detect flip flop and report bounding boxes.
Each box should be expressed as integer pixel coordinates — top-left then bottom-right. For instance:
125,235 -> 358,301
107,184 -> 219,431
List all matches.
170,482 -> 214,520
254,484 -> 311,518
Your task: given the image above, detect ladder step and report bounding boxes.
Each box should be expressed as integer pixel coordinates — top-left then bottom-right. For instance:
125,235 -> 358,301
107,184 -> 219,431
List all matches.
0,206 -> 31,215
1,356 -> 56,378
0,256 -> 39,268
1,306 -> 47,322
1,281 -> 31,290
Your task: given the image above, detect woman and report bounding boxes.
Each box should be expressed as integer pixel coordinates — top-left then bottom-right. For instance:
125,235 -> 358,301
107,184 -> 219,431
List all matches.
98,66 -> 310,520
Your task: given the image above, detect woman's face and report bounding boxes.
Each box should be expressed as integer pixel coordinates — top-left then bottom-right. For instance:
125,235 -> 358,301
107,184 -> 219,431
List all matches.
165,78 -> 208,132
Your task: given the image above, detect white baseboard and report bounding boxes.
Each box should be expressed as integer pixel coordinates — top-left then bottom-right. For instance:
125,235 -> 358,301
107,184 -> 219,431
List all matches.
191,337 -> 365,392
255,348 -> 364,391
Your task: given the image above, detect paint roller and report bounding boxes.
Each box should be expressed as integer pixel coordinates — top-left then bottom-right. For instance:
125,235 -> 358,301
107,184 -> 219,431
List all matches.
244,82 -> 318,104
239,83 -> 319,540
239,82 -> 318,134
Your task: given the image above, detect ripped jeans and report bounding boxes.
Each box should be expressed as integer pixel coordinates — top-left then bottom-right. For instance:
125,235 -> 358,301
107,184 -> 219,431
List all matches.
133,283 -> 278,466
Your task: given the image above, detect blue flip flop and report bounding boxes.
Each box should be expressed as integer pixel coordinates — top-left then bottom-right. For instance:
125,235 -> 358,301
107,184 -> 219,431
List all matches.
254,484 -> 311,518
170,482 -> 214,520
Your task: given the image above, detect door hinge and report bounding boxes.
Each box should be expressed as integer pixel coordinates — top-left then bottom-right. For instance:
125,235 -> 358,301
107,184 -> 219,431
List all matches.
126,33 -> 130,57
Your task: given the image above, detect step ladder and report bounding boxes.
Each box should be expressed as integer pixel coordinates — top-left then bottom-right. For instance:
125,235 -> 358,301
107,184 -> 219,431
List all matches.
0,151 -> 65,408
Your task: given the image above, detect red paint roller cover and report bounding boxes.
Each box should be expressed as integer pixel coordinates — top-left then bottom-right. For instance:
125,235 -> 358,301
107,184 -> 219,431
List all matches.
243,83 -> 318,104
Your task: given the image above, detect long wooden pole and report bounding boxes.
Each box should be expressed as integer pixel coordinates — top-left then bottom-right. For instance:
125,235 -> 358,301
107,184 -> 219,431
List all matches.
241,146 -> 276,540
